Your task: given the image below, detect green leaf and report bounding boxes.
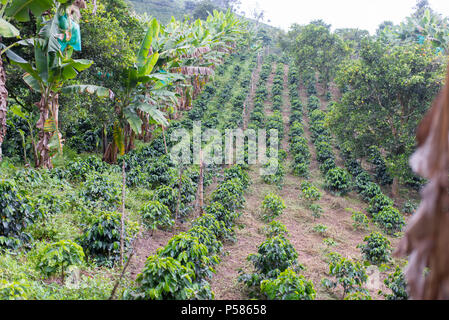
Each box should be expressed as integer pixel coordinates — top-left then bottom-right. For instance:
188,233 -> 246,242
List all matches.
134,103 -> 168,127
38,12 -> 62,54
0,18 -> 20,38
113,122 -> 125,156
23,72 -> 42,92
10,105 -> 27,120
137,18 -> 160,69
124,107 -> 143,135
61,85 -> 114,99
5,0 -> 54,22
139,52 -> 159,77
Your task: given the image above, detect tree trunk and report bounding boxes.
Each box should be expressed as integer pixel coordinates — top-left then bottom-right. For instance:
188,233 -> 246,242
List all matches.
162,125 -> 168,154
36,93 -> 60,169
0,53 -> 7,162
103,141 -> 118,164
392,176 -> 399,198
102,124 -> 108,156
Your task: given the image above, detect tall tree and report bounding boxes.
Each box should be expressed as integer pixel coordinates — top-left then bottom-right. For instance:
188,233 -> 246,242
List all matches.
295,23 -> 348,88
329,39 -> 445,194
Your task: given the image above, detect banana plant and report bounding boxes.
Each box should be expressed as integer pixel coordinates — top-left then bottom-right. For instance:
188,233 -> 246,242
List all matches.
10,5 -> 112,168
1,0 -> 50,161
0,0 -> 98,162
104,18 -> 182,163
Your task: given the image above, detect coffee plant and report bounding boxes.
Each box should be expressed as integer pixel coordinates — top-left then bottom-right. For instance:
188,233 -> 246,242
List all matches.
357,232 -> 392,265
373,206 -> 405,235
322,252 -> 368,297
0,180 -> 35,248
140,201 -> 174,234
325,168 -> 352,195
126,255 -> 213,300
260,268 -> 316,300
36,240 -> 85,281
157,233 -> 219,281
263,221 -> 289,238
261,193 -> 286,222
381,266 -> 408,300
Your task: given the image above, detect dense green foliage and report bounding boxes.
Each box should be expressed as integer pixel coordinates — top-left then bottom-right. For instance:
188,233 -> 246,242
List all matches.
358,232 -> 392,265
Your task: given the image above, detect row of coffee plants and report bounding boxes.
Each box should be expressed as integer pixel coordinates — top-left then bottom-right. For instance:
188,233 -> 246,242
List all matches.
126,164 -> 250,300
302,77 -> 353,197
340,149 -> 406,236
238,210 -> 316,300
123,48 -> 261,300
124,51 -> 258,297
264,62 -> 287,189
288,65 -> 311,179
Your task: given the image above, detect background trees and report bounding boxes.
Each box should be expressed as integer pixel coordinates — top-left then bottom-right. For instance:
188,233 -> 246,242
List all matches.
329,39 -> 444,193
294,23 -> 348,89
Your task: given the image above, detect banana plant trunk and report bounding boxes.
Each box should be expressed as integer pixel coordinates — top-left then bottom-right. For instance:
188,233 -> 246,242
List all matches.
0,53 -> 7,162
35,93 -> 60,169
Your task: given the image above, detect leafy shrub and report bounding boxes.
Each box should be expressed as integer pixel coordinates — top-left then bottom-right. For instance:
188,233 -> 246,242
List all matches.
309,204 -> 324,219
188,226 -> 223,256
300,182 -> 322,202
192,214 -> 233,241
78,173 -> 121,210
157,233 -> 219,281
402,200 -> 418,215
260,268 -> 316,300
290,122 -> 304,137
354,172 -> 372,192
66,156 -> 110,181
315,141 -> 335,164
344,159 -> 364,177
250,236 -> 299,277
293,162 -> 310,178
313,224 -> 328,236
205,201 -> 239,230
322,253 -> 368,297
349,209 -> 370,231
239,236 -> 301,293
360,182 -> 382,201
319,158 -> 336,175
325,168 -> 352,195
261,193 -> 286,222
12,168 -> 45,186
373,206 -> 405,235
381,266 -> 408,300
308,95 -> 320,111
0,280 -> 28,300
127,255 -> 214,300
150,185 -> 179,215
32,191 -> 69,216
0,180 -> 35,248
262,160 -> 285,189
323,238 -> 337,247
224,165 -> 250,189
358,232 -> 392,265
368,146 -> 393,186
79,211 -> 131,266
309,109 -> 325,123
263,221 -> 289,238
210,178 -> 245,212
367,194 -> 394,216
344,291 -> 372,300
289,112 -> 303,126
36,240 -> 85,281
140,201 -> 174,234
